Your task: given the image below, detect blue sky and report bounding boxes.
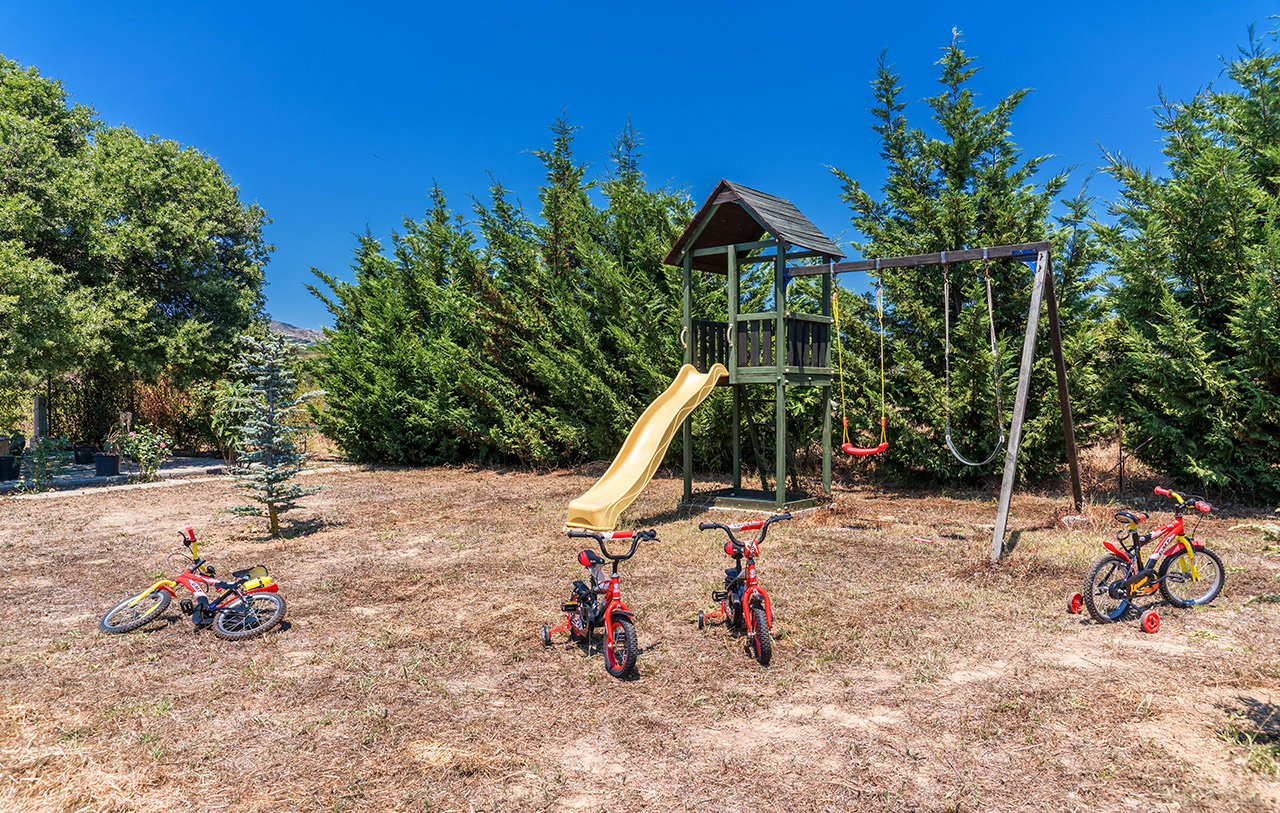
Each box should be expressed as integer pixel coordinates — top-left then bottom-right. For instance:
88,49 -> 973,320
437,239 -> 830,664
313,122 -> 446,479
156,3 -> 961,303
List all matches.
5,1 -> 1276,328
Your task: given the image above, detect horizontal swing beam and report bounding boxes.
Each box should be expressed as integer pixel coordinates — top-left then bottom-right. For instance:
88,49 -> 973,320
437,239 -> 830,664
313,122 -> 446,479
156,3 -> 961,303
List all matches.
784,241 -> 1052,277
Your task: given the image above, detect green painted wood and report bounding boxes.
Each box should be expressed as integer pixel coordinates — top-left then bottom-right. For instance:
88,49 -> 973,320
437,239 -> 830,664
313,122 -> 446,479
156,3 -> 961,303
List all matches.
690,239 -> 778,257
775,243 -> 788,511
822,265 -> 832,496
683,251 -> 693,504
783,312 -> 834,324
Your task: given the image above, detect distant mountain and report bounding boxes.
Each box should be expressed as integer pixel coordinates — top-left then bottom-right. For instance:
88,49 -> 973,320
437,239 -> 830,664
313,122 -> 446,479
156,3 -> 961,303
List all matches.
269,319 -> 324,345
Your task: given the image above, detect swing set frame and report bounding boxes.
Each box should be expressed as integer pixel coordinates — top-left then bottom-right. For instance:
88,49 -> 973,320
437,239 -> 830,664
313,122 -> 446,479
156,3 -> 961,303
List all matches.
797,241 -> 1083,562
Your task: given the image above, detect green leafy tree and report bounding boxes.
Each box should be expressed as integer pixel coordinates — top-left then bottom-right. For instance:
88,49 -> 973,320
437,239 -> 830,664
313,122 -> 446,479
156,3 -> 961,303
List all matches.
229,334 -> 322,537
0,54 -> 270,393
1099,25 -> 1280,498
830,35 -> 1104,483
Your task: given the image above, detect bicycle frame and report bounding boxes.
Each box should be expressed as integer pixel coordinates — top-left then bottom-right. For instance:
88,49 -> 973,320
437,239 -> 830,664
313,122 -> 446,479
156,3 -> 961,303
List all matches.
1104,509 -> 1205,594
699,513 -> 789,634
552,529 -> 646,651
120,527 -> 279,619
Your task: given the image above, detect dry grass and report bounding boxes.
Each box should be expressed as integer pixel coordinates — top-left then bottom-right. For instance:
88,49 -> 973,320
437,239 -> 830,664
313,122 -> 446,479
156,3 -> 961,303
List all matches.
0,462 -> 1278,812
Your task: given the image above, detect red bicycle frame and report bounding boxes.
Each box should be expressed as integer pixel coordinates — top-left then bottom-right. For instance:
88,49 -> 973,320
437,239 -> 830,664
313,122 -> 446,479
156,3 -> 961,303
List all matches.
550,529 -> 646,652
150,527 -> 279,611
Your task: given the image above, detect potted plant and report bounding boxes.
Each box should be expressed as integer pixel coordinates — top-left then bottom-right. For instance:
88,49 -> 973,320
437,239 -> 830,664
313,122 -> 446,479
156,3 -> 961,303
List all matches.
95,418 -> 127,477
72,442 -> 97,465
0,432 -> 14,482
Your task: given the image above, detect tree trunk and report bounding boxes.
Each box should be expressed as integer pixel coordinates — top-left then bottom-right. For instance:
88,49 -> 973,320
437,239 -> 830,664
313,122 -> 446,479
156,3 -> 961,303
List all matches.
269,503 -> 280,537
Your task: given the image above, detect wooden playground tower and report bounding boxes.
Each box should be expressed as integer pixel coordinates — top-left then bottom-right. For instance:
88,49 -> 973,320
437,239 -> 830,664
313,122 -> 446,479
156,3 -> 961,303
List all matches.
664,180 -> 843,513
666,180 -> 1083,561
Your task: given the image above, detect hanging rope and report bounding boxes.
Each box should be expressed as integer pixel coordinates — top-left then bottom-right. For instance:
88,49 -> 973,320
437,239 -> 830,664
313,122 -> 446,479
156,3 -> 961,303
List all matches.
943,249 -> 1005,466
832,261 -> 888,456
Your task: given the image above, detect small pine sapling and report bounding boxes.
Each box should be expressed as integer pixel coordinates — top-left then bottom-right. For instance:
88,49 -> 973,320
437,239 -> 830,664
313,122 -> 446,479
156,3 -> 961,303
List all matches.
228,334 -> 324,536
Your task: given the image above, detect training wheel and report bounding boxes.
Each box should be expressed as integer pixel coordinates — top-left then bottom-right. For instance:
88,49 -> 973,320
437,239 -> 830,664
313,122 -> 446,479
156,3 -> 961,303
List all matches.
1141,610 -> 1160,634
1067,592 -> 1083,615
540,625 -> 551,646
697,610 -> 705,630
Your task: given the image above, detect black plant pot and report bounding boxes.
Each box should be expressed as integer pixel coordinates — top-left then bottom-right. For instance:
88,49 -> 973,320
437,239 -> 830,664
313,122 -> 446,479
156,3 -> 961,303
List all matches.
73,446 -> 97,465
0,456 -> 17,481
94,452 -> 121,477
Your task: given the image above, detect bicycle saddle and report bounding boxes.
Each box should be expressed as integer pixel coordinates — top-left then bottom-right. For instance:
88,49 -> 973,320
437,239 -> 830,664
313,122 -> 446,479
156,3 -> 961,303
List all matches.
578,549 -> 604,567
1114,510 -> 1147,525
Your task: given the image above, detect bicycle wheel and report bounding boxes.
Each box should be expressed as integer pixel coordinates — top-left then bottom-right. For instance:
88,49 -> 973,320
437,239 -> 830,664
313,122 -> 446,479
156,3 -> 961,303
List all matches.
604,618 -> 637,679
1083,554 -> 1132,624
1158,547 -> 1224,607
749,605 -> 772,667
99,589 -> 171,634
212,592 -> 286,641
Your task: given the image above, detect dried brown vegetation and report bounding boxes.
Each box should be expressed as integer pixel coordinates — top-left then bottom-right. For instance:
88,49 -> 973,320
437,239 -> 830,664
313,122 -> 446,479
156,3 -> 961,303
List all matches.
1,463 -> 1278,812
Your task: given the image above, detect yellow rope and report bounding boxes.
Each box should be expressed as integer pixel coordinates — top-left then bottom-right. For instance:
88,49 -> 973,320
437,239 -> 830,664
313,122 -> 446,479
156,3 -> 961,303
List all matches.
877,281 -> 887,445
832,281 -> 887,448
832,289 -> 851,446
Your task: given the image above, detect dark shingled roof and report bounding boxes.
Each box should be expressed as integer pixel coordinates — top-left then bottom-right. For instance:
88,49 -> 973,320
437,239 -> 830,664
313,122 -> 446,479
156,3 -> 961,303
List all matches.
663,180 -> 845,273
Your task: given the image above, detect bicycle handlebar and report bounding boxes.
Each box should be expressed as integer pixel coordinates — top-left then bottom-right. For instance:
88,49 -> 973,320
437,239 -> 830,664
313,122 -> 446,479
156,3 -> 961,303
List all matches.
1154,486 -> 1212,513
698,512 -> 792,547
567,528 -> 654,561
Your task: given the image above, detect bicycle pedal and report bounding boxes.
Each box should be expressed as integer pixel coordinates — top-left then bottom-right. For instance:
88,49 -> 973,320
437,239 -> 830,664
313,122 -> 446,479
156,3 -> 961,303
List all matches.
712,591 -> 728,602
561,602 -> 579,613
179,599 -> 195,615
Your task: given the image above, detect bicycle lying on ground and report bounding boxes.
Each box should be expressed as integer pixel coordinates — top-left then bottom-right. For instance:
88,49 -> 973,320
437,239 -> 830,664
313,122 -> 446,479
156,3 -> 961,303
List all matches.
541,528 -> 652,679
1069,487 -> 1223,633
697,512 -> 791,666
99,526 -> 287,641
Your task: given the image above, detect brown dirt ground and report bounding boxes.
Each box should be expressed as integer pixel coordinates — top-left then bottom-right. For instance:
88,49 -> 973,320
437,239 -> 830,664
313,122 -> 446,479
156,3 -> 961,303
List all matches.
1,461 -> 1278,813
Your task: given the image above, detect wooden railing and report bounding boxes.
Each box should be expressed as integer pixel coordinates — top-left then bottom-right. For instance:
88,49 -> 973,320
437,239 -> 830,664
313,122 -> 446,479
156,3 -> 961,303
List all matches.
690,314 -> 831,374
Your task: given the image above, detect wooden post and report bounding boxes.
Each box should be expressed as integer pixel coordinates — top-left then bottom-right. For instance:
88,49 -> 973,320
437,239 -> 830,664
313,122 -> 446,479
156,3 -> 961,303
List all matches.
775,243 -> 788,510
33,395 -> 48,438
821,266 -> 833,496
1043,262 -> 1083,511
990,249 -> 1049,562
729,244 -> 741,493
682,252 -> 693,504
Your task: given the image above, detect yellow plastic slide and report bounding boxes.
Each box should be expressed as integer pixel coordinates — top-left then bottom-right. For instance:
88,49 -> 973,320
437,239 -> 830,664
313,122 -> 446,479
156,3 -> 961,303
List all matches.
566,363 -> 728,530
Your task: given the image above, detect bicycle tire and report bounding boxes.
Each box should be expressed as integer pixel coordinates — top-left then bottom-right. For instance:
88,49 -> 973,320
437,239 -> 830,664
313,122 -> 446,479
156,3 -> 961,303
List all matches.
212,592 -> 286,641
99,589 -> 171,634
749,605 -> 772,666
604,618 -> 638,679
1083,554 -> 1132,624
1158,547 -> 1224,608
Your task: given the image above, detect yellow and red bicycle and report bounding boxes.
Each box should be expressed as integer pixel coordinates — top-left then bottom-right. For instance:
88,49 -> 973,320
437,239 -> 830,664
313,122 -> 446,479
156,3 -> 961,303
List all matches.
1069,487 -> 1223,632
99,526 -> 286,641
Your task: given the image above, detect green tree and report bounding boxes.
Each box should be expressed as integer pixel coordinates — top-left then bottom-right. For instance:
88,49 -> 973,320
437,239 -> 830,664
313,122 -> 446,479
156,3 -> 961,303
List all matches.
310,119 -> 696,467
830,36 -> 1104,483
0,55 -> 270,392
1099,25 -> 1280,498
229,334 -> 322,537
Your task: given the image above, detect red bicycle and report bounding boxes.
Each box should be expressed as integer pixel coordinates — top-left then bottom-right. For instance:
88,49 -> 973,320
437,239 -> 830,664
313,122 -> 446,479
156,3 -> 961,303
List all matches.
1071,487 -> 1223,632
541,528 -> 652,679
696,512 -> 791,666
99,526 -> 286,641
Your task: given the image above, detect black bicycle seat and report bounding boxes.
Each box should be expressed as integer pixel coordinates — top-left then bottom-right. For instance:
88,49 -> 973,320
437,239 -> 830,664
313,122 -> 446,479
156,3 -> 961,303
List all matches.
577,549 -> 604,567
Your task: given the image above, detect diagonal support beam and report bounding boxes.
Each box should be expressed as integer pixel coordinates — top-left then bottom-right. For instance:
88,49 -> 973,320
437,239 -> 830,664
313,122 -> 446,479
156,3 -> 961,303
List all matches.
990,249 -> 1049,561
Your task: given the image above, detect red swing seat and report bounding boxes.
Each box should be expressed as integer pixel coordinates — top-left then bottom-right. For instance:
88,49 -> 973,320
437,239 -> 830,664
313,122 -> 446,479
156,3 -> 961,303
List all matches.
842,441 -> 889,456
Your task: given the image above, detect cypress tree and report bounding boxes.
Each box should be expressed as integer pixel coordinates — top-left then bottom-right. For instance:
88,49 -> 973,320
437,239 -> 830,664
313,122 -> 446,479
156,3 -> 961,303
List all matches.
831,35 -> 1103,483
1099,25 -> 1280,498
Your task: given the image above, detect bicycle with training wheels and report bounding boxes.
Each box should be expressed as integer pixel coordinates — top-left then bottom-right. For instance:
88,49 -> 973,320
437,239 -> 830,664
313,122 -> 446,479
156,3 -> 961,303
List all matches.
696,512 -> 791,666
1068,487 -> 1224,633
99,525 -> 287,641
541,528 -> 652,679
